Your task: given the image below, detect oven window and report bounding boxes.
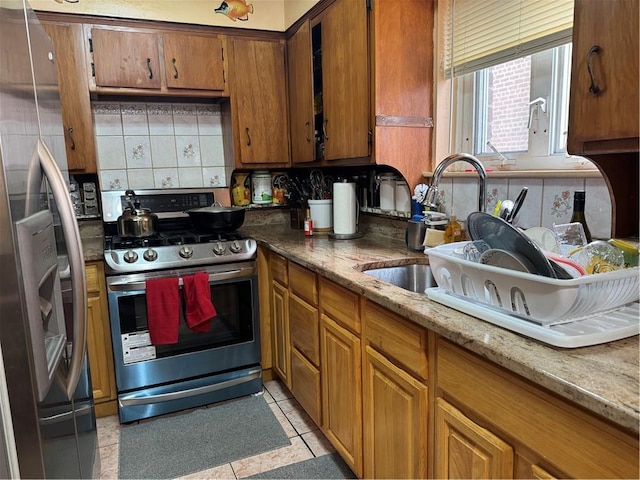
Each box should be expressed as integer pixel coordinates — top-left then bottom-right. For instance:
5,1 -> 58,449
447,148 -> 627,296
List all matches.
117,279 -> 255,357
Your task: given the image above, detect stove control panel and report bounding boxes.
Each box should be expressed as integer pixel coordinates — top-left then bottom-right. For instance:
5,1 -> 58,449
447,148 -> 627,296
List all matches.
105,239 -> 258,274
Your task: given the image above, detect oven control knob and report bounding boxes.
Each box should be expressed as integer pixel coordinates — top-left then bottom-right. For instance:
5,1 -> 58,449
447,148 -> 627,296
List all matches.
230,240 -> 243,253
143,247 -> 158,262
179,246 -> 194,259
123,250 -> 138,263
212,242 -> 226,256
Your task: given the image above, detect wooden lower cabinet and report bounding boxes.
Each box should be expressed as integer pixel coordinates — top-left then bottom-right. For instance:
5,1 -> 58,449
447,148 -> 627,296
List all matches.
264,251 -> 638,479
435,398 -> 513,479
271,280 -> 290,388
85,261 -> 117,417
436,339 -> 639,479
362,345 -> 428,479
320,314 -> 362,477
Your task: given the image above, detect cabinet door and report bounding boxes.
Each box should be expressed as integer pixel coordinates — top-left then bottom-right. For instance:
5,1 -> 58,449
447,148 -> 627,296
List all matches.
271,280 -> 290,388
85,263 -> 117,409
434,398 -> 514,479
567,0 -> 639,154
163,33 -> 225,91
320,315 -> 362,477
42,22 -> 96,173
287,20 -> 315,164
228,38 -> 290,166
321,0 -> 369,161
92,28 -> 161,89
362,344 -> 428,479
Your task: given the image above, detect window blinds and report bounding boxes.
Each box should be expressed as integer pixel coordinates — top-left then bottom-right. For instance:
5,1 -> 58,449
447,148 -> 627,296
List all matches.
444,0 -> 574,77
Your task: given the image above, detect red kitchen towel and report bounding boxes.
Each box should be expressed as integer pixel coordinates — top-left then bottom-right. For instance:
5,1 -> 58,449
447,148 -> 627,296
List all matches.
145,277 -> 180,345
182,272 -> 217,333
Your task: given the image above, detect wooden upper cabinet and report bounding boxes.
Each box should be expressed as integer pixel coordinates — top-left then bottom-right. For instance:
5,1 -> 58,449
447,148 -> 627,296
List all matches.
226,37 -> 290,167
287,20 -> 315,164
42,21 -> 96,173
90,26 -> 226,94
162,32 -> 225,90
319,0 -> 369,161
567,0 -> 639,155
92,28 -> 161,89
371,0 -> 434,186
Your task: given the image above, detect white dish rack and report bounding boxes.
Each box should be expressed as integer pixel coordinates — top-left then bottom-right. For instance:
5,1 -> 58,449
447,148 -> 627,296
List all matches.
425,242 -> 639,348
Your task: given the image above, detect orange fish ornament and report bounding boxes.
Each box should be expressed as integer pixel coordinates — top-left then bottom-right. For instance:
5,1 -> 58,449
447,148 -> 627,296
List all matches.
214,0 -> 254,22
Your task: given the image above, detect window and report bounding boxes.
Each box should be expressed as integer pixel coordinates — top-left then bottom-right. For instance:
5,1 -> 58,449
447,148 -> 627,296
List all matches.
442,0 -> 595,171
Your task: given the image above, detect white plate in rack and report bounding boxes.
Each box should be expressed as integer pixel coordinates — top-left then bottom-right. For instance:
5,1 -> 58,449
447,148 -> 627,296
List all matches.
426,287 -> 639,348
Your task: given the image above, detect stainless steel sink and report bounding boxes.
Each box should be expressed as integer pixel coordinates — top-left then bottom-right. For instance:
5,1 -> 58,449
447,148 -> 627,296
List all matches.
362,264 -> 437,293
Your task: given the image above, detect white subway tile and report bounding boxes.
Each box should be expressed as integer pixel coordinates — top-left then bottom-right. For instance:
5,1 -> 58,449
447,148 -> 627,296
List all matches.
96,136 -> 126,170
178,167 -> 204,188
199,135 -> 225,166
150,136 -> 177,168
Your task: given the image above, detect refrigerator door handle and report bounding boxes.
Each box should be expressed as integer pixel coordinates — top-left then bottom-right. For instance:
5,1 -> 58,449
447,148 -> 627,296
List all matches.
36,139 -> 87,400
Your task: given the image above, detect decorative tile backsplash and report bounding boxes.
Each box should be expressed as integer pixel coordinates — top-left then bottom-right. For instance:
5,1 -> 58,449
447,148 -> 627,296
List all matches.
93,102 -> 231,190
438,175 -> 613,239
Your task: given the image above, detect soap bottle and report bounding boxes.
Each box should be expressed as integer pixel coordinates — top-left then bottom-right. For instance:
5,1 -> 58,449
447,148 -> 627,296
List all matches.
444,215 -> 462,244
570,191 -> 592,243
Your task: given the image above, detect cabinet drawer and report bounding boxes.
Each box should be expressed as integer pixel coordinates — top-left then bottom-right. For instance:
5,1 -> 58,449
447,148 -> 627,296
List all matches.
291,347 -> 321,426
270,253 -> 288,285
363,300 -> 428,381
289,262 -> 317,305
320,277 -> 360,334
85,262 -> 101,294
289,294 -> 319,365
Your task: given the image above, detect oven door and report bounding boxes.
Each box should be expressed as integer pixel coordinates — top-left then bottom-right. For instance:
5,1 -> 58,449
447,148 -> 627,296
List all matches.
106,261 -> 260,394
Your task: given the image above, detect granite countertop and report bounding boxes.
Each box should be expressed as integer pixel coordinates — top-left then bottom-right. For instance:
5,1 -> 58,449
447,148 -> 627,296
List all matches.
242,224 -> 639,434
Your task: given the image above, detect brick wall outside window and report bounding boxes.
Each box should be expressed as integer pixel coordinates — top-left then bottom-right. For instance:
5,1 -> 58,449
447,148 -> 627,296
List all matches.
486,57 -> 531,152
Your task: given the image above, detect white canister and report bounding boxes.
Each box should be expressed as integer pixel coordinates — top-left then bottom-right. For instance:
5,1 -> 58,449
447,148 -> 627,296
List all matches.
395,180 -> 411,214
308,199 -> 333,232
251,170 -> 272,204
379,174 -> 396,211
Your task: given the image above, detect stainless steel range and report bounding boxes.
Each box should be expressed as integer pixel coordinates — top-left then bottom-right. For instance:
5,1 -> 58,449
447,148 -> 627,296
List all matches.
101,189 -> 261,423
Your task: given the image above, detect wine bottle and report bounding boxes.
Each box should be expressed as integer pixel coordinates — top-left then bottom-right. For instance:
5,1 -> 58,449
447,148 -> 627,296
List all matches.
570,191 -> 592,243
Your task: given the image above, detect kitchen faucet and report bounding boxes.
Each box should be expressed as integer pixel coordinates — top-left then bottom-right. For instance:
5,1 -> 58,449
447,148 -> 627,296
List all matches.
425,153 -> 487,212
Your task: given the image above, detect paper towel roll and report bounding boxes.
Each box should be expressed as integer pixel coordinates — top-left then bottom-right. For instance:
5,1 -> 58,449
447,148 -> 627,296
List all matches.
333,182 -> 358,234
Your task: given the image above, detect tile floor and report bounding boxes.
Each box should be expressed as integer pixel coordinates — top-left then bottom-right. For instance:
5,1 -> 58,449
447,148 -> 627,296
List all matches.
97,379 -> 337,479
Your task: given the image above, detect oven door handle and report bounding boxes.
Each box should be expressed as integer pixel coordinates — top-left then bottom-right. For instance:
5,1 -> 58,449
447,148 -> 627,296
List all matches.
108,268 -> 252,292
118,368 -> 262,407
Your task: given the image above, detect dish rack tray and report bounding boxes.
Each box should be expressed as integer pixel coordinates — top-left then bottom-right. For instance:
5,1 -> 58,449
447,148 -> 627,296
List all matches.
425,242 -> 639,346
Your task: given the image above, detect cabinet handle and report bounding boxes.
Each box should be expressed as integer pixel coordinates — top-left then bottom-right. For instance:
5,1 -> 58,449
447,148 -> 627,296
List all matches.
146,58 -> 153,80
586,45 -> 601,95
245,127 -> 251,146
305,121 -> 311,143
323,119 -> 329,140
67,127 -> 75,151
171,58 -> 179,79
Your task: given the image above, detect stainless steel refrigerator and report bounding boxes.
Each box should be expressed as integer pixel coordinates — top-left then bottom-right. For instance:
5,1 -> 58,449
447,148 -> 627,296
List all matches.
0,0 -> 98,477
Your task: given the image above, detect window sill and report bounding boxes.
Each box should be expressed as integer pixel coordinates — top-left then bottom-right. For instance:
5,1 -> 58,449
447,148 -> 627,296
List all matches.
421,169 -> 602,179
